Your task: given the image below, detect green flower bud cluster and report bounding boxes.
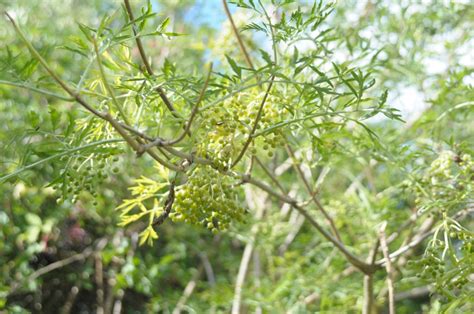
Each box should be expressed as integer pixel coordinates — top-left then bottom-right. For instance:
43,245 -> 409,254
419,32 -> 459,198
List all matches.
415,151 -> 473,215
411,229 -> 473,294
197,92 -> 285,164
427,151 -> 473,181
413,250 -> 445,280
170,165 -> 246,233
458,153 -> 474,185
429,150 -> 457,178
55,153 -> 120,205
449,277 -> 469,290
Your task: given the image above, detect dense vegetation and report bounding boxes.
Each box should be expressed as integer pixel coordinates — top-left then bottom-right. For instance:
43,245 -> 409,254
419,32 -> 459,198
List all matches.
1,0 -> 473,313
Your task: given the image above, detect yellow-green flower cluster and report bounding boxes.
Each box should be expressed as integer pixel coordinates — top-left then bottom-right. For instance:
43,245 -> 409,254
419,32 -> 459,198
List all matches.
197,92 -> 285,166
171,165 -> 246,233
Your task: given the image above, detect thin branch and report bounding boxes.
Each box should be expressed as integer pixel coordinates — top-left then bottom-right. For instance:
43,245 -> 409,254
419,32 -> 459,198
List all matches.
199,252 -> 216,287
32,249 -> 93,280
9,238 -> 108,295
172,266 -> 203,314
152,182 -> 175,227
146,148 -> 183,172
95,253 -> 105,314
60,286 -> 80,314
5,12 -> 105,119
232,76 -> 275,167
253,251 -> 263,314
255,156 -> 286,194
379,222 -> 395,314
122,0 -> 153,75
222,0 -> 255,70
122,0 -> 178,116
241,175 -> 376,274
285,143 -> 342,241
92,37 -> 129,125
166,63 -> 212,144
0,80 -> 74,101
232,243 -> 253,314
6,11 -> 184,172
232,187 -> 266,314
0,139 -> 123,183
376,218 -> 435,266
144,63 -> 213,149
103,113 -> 142,151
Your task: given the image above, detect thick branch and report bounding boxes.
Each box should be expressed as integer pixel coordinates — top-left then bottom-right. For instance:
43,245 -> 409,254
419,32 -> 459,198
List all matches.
379,223 -> 395,314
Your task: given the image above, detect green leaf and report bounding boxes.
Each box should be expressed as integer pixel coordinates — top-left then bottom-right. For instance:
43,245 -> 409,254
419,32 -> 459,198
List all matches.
158,17 -> 170,32
225,55 -> 242,77
28,110 -> 41,128
259,49 -> 273,65
49,107 -> 60,131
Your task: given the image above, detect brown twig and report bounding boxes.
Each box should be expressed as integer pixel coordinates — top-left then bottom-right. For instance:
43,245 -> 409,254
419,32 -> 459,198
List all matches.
376,218 -> 435,266
144,63 -> 213,149
122,0 -> 178,117
285,143 -> 342,241
222,0 -> 255,70
232,76 -> 275,167
242,175 -> 377,274
255,156 -> 286,194
5,12 -> 183,173
152,182 -> 175,227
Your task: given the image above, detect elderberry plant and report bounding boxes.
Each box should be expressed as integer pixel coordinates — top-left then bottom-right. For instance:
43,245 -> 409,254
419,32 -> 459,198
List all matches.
1,0 -> 473,312
3,0 -> 396,241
